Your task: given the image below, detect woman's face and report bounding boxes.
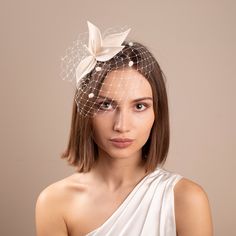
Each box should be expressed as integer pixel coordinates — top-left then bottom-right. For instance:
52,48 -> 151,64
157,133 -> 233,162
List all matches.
91,68 -> 155,160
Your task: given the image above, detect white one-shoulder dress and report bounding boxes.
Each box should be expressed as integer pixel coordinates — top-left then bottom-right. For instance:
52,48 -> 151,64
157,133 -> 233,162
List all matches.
85,167 -> 183,236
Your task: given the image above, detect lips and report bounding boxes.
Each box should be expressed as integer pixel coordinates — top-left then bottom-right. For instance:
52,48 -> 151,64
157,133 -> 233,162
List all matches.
110,138 -> 134,142
109,138 -> 134,148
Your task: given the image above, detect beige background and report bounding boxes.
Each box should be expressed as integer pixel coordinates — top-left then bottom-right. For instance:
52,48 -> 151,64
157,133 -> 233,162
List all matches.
1,0 -> 235,235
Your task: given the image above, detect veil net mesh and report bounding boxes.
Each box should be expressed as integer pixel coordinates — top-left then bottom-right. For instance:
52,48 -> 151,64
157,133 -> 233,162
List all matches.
60,26 -> 156,117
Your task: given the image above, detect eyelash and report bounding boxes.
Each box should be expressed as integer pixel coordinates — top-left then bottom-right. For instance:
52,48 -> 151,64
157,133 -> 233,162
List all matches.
98,102 -> 113,110
134,103 -> 148,111
97,101 -> 150,112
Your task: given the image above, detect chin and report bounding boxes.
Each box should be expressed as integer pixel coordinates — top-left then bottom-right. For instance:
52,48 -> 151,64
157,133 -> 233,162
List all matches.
106,149 -> 141,160
97,142 -> 142,159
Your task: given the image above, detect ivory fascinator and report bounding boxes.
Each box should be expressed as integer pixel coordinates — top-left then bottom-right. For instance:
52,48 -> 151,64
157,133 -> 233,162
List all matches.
61,21 -> 155,117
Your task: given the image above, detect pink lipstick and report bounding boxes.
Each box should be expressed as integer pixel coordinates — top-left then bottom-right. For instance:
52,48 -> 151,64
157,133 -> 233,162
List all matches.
109,138 -> 134,148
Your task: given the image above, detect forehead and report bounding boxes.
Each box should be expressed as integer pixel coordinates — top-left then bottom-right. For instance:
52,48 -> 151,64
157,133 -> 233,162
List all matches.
98,68 -> 153,100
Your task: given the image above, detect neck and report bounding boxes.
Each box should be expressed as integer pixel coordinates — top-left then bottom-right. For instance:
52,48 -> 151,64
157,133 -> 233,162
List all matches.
91,149 -> 147,191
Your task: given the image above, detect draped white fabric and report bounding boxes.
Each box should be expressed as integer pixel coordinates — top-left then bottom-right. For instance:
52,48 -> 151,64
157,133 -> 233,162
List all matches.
86,167 -> 183,236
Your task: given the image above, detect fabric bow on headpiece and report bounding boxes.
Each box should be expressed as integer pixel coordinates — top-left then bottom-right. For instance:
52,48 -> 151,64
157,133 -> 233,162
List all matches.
76,21 -> 131,85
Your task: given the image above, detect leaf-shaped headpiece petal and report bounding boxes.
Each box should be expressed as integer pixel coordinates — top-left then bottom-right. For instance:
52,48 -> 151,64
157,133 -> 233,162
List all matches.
75,21 -> 131,85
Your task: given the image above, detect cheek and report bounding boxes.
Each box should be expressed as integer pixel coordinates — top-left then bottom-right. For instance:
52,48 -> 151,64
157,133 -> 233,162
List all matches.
141,122 -> 153,137
91,118 -> 110,142
92,123 -> 101,139
138,114 -> 154,136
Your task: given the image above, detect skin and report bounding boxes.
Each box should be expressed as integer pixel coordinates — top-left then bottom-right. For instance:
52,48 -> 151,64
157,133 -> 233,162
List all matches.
35,68 -> 213,236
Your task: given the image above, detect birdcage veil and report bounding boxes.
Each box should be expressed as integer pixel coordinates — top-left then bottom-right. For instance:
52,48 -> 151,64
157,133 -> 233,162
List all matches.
61,21 -> 155,117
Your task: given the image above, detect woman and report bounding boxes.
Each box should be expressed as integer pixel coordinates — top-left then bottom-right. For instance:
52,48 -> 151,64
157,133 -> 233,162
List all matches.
35,21 -> 213,236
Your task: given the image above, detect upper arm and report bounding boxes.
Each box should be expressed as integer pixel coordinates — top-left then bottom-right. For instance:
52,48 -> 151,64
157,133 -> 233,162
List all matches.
35,185 -> 69,236
174,178 -> 214,236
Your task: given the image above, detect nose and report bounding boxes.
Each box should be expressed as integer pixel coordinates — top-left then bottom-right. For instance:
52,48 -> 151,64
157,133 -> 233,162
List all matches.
113,109 -> 131,133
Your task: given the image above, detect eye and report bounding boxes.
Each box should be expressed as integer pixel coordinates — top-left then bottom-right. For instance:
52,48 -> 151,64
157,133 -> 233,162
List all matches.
98,101 -> 114,111
135,103 -> 149,111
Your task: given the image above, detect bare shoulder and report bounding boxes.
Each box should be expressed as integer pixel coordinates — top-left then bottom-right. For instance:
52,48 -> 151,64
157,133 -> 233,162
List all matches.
36,173 -> 86,204
36,179 -> 67,204
174,178 -> 209,203
35,175 -> 82,236
174,178 -> 214,236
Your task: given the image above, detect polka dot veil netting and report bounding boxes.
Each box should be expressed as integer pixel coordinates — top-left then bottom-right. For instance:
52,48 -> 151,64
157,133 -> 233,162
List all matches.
60,21 -> 155,117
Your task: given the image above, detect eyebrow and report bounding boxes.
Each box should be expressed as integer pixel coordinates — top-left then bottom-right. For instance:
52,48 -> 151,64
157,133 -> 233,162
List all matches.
97,95 -> 153,103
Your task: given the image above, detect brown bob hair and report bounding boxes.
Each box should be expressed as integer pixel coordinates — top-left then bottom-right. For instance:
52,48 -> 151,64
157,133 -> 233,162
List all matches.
61,42 -> 169,174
